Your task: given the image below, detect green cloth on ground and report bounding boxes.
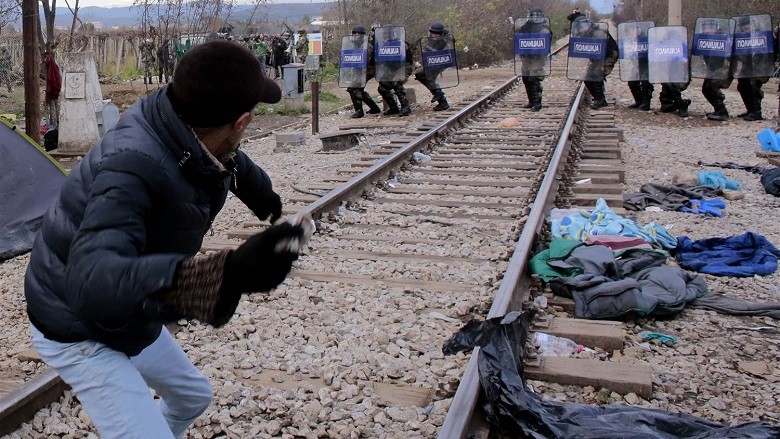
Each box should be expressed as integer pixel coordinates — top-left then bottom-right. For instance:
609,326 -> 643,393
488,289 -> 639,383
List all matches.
529,238 -> 584,282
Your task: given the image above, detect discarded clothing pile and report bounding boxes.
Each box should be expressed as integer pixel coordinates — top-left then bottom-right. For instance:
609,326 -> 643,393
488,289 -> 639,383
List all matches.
623,183 -> 725,216
530,237 -> 707,319
761,168 -> 780,197
697,170 -> 741,190
551,198 -> 676,250
678,198 -> 726,217
443,311 -> 780,439
699,160 -> 780,197
698,160 -> 771,175
674,232 -> 780,277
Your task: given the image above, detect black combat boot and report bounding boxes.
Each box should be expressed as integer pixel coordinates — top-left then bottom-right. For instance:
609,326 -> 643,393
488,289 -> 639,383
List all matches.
628,83 -> 643,108
350,95 -> 364,118
736,85 -> 752,117
530,91 -> 542,112
676,99 -> 690,117
744,90 -> 763,121
398,94 -> 412,117
433,96 -> 450,111
431,89 -> 445,103
523,82 -> 534,108
382,95 -> 400,115
362,91 -> 381,114
706,104 -> 728,121
590,82 -> 608,109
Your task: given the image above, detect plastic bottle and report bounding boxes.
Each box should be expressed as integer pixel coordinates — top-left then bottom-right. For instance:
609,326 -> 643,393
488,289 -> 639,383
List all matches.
531,332 -> 583,357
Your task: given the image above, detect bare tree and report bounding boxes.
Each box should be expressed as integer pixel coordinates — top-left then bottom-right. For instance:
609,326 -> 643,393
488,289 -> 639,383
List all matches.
38,0 -> 57,54
64,0 -> 80,50
0,0 -> 21,35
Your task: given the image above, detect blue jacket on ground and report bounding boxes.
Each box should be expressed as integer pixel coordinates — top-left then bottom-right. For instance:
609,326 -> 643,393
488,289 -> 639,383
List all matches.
674,232 -> 780,277
25,86 -> 279,356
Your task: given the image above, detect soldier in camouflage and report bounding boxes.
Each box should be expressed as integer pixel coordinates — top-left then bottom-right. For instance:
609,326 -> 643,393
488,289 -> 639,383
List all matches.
140,39 -> 156,85
295,28 -> 309,64
0,46 -> 12,93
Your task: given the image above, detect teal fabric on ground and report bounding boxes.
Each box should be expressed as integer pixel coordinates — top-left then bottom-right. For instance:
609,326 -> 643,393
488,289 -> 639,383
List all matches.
551,198 -> 677,250
529,238 -> 584,282
640,331 -> 679,344
697,171 -> 741,190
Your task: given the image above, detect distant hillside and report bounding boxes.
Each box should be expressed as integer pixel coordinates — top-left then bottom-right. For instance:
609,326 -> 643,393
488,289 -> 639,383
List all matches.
23,2 -> 331,30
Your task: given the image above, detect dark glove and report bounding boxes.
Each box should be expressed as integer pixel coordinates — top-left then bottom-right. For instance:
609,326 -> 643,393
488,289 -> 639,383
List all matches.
222,221 -> 303,290
211,222 -> 304,326
256,192 -> 283,224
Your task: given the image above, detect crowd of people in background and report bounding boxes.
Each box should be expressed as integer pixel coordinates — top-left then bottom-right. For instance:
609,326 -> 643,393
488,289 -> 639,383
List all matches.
138,27 -> 312,85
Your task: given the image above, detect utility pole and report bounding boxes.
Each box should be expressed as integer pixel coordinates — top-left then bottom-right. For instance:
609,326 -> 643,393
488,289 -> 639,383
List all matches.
22,0 -> 41,143
668,0 -> 681,26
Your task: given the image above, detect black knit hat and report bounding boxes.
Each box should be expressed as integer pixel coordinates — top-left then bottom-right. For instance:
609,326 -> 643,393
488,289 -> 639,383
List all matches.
170,40 -> 281,128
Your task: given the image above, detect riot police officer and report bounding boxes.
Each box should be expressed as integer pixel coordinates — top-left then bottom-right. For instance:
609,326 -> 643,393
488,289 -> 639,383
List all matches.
375,26 -> 413,117
344,25 -> 381,118
696,19 -> 733,121
733,15 -> 774,121
573,17 -> 618,109
618,21 -> 653,110
414,22 -> 453,111
516,8 -> 551,111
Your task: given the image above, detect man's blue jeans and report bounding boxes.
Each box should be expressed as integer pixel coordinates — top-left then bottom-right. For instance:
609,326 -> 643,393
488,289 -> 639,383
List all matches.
31,324 -> 212,439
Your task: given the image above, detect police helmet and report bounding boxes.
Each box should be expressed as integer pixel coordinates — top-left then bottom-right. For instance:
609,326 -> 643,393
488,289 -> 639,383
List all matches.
701,19 -> 720,32
573,16 -> 592,32
429,22 -> 445,34
352,25 -> 366,35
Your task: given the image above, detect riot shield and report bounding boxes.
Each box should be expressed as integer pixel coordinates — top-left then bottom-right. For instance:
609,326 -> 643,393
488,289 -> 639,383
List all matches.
567,21 -> 609,81
648,26 -> 689,84
374,26 -> 407,82
731,14 -> 775,78
338,35 -> 368,88
618,21 -> 653,82
419,33 -> 459,89
514,17 -> 552,77
691,18 -> 735,79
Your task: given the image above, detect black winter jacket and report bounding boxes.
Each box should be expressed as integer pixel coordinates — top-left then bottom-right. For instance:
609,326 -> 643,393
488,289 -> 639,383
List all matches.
25,86 -> 279,356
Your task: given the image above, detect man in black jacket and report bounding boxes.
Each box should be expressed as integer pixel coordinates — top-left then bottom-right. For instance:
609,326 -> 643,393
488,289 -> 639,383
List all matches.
25,40 -> 308,438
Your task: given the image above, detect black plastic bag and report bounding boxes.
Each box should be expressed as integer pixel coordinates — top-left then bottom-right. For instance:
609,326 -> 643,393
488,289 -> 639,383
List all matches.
443,311 -> 780,438
43,126 -> 58,152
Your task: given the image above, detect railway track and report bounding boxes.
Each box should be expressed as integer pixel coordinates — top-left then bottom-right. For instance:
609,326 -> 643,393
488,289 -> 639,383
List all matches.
2,42 -> 634,437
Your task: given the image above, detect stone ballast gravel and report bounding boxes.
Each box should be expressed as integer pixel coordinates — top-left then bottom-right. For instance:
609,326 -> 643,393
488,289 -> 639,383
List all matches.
2,65 -> 779,437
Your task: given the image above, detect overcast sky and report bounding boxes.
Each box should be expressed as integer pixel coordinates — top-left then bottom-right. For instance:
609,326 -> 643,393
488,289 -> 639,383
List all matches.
75,0 -> 335,8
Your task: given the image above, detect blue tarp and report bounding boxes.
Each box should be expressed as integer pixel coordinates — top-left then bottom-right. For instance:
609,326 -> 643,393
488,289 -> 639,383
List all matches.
674,232 -> 780,277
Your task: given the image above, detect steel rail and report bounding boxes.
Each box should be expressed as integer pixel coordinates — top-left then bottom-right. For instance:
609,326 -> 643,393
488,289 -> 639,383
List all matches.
436,80 -> 586,439
0,41 -> 574,436
299,77 -> 520,219
0,75 -> 521,437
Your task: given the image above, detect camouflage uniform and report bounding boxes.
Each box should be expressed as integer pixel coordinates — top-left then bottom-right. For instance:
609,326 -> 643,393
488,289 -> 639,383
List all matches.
413,22 -> 452,111
345,26 -> 380,118
0,47 -> 12,92
140,40 -> 156,85
377,38 -> 413,116
156,42 -> 173,84
295,30 -> 309,64
583,25 -> 618,109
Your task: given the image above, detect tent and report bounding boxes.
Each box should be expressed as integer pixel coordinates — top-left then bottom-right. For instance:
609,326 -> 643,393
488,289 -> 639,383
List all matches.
1,117 -> 67,261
